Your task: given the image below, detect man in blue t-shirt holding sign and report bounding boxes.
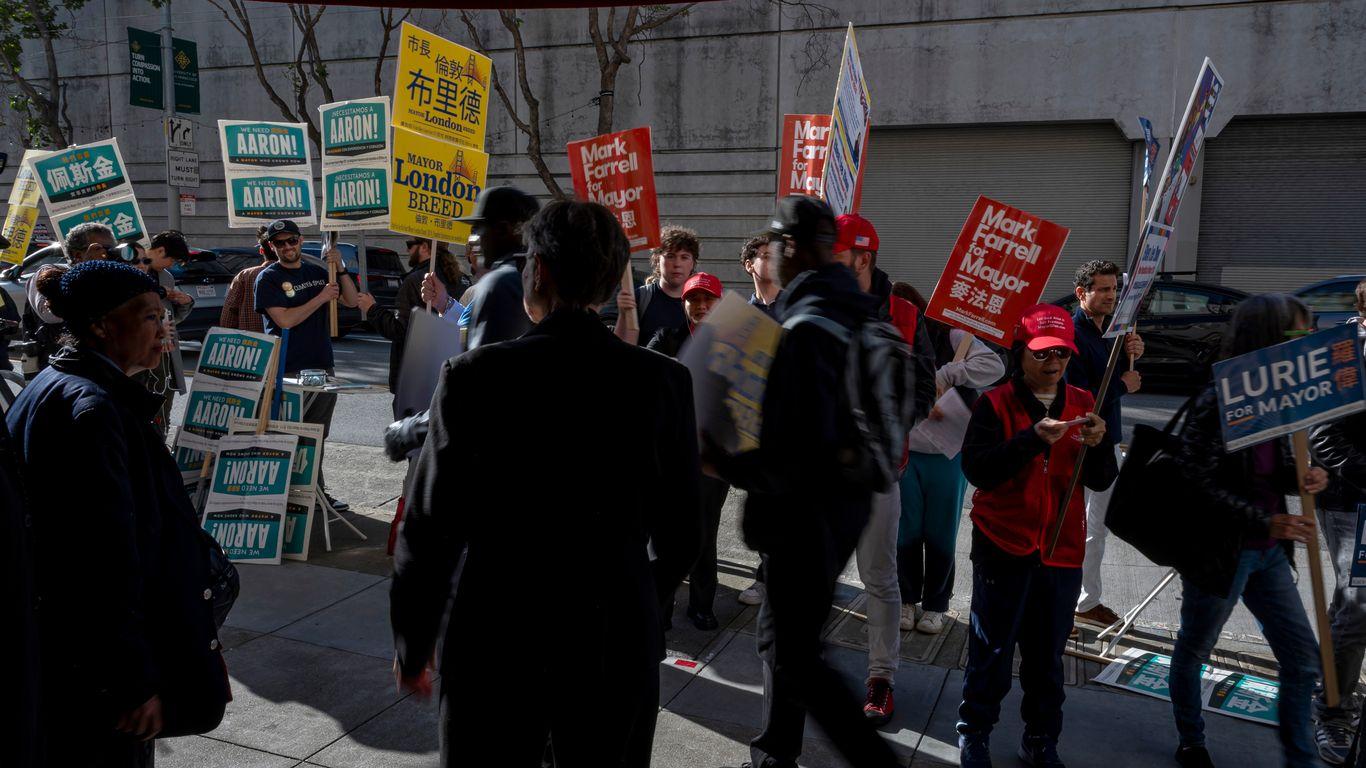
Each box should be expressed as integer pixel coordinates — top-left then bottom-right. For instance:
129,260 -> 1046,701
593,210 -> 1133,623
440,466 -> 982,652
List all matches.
254,218 -> 373,512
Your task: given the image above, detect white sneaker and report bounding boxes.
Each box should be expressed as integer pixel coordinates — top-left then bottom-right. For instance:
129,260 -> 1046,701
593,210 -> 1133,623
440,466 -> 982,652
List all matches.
917,610 -> 946,634
738,582 -> 765,606
899,604 -> 922,631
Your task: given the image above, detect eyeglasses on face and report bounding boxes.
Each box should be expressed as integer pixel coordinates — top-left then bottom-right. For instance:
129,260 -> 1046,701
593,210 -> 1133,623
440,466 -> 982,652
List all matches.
1030,348 -> 1073,361
271,236 -> 300,247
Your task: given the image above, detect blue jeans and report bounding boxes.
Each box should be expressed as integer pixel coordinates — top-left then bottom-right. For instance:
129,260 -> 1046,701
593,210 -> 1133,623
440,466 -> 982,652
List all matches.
1170,546 -> 1322,767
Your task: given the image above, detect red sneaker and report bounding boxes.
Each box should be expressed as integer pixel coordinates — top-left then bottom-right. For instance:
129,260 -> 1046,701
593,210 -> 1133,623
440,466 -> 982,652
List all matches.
863,677 -> 895,725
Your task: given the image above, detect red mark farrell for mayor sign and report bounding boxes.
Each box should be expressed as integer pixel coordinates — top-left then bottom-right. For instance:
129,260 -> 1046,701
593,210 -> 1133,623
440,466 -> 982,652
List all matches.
568,126 -> 660,251
926,196 -> 1069,344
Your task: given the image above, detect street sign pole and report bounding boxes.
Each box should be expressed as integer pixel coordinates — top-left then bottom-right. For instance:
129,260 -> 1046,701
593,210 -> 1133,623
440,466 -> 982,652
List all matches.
161,2 -> 179,231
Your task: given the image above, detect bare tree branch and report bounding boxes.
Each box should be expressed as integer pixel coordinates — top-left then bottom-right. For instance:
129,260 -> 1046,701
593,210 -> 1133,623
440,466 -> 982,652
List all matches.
204,0 -> 301,126
374,7 -> 412,97
497,9 -> 565,198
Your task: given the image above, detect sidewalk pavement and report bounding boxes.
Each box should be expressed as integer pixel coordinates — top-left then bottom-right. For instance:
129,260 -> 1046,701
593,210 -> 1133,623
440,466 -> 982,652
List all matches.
157,441 -> 1299,767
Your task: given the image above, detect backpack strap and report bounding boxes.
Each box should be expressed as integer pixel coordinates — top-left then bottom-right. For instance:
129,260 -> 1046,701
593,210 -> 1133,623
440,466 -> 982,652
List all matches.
782,312 -> 852,343
637,283 -> 655,318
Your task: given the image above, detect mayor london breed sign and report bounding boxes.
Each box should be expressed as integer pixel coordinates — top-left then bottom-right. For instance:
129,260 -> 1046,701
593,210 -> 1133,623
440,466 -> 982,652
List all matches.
1214,323 -> 1366,452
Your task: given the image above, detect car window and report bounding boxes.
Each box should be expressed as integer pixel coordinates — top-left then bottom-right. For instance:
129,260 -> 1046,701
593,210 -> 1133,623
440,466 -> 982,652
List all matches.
1298,281 -> 1359,313
170,259 -> 233,280
366,250 -> 405,273
1146,286 -> 1233,316
302,242 -> 359,273
19,251 -> 63,280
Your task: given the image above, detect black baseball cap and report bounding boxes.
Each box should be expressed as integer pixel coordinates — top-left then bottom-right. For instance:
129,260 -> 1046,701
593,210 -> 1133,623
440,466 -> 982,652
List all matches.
265,219 -> 301,239
455,186 -> 540,225
768,195 -> 837,246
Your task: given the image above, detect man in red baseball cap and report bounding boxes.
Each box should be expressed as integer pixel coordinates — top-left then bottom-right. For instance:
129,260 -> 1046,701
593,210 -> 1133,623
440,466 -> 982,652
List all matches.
831,212 -> 938,724
955,303 -> 1117,768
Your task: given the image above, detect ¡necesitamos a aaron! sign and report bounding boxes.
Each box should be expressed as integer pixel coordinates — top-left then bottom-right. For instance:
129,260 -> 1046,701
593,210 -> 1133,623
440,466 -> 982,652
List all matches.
1214,322 -> 1365,451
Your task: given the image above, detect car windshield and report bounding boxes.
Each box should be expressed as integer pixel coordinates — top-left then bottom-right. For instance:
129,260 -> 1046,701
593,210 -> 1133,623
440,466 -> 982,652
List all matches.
366,249 -> 405,273
1298,281 -> 1360,313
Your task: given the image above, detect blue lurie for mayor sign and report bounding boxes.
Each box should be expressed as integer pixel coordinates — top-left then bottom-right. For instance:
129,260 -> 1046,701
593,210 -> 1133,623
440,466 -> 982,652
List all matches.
1214,323 -> 1365,451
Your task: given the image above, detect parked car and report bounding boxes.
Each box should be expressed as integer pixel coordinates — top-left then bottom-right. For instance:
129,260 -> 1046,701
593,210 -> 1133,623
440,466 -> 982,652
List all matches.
1295,275 -> 1364,330
301,241 -> 406,317
169,249 -> 235,341
0,241 -> 62,319
1053,277 -> 1248,392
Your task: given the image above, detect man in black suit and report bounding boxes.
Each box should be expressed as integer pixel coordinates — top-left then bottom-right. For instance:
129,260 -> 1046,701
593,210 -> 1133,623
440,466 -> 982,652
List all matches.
391,200 -> 702,768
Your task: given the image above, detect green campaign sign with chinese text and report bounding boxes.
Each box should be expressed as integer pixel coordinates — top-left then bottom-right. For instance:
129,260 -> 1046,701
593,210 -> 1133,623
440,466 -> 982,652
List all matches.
53,195 -> 149,247
28,139 -> 130,213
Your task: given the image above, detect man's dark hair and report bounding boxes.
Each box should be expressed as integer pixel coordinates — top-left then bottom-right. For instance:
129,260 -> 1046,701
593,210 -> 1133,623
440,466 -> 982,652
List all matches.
647,225 -> 700,285
150,230 -> 190,262
1074,260 -> 1121,291
1220,293 -> 1311,361
525,201 -> 629,310
63,222 -> 113,261
1356,277 -> 1366,314
891,281 -> 928,313
739,235 -> 767,266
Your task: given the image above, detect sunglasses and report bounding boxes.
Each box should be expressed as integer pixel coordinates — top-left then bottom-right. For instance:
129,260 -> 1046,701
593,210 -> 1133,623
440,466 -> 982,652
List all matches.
1030,348 -> 1073,361
271,236 -> 300,247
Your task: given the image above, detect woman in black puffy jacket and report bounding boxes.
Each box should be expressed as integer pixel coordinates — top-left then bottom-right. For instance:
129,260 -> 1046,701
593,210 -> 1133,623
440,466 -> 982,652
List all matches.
1169,293 -> 1328,768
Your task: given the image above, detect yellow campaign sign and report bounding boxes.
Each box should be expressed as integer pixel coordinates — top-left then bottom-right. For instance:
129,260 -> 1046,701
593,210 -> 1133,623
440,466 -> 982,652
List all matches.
0,206 -> 39,265
393,21 -> 490,151
7,150 -> 45,208
390,126 -> 488,243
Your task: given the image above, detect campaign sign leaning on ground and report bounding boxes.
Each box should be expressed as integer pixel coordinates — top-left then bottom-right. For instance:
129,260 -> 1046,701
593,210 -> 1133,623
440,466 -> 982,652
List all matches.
567,126 -> 660,252
390,126 -> 489,243
393,21 -> 491,151
218,120 -> 311,173
821,24 -> 871,216
202,432 -> 298,565
176,381 -> 262,452
26,138 -> 132,217
925,195 -> 1070,345
1213,322 -> 1366,452
53,194 -> 150,247
1093,650 -> 1279,726
778,114 -> 832,199
1106,222 -> 1173,338
230,417 -> 323,561
677,292 -> 782,455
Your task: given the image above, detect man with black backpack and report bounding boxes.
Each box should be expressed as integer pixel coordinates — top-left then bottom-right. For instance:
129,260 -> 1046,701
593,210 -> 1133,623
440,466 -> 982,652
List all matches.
831,213 -> 937,724
709,195 -> 905,768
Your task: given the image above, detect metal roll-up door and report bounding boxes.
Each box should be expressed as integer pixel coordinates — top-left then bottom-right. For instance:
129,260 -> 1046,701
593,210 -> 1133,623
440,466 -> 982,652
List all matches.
1197,115 -> 1366,294
858,123 -> 1134,302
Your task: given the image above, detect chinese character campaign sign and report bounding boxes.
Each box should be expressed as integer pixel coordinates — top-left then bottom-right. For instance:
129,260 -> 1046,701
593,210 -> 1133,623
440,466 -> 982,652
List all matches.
568,126 -> 660,252
394,21 -> 490,152
925,196 -> 1069,344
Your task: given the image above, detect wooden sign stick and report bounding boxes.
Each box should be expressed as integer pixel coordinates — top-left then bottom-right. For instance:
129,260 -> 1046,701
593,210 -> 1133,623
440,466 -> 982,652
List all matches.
426,238 -> 441,313
326,231 -> 339,338
1292,428 -> 1339,708
952,332 -> 973,363
256,343 -> 280,435
619,265 -> 638,333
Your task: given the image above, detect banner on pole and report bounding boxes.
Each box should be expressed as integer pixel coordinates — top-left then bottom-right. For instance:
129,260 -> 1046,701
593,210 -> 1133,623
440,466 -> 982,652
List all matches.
0,205 -> 38,265
1152,60 -> 1223,229
128,27 -> 163,110
172,37 -> 200,114
393,21 -> 490,151
567,126 -> 660,252
218,120 -> 311,172
821,24 -> 871,216
390,126 -> 488,242
924,196 -> 1070,345
26,139 -> 132,217
1107,222 -> 1173,338
202,432 -> 298,565
53,195 -> 150,248
778,114 -> 832,199
1213,323 -> 1366,452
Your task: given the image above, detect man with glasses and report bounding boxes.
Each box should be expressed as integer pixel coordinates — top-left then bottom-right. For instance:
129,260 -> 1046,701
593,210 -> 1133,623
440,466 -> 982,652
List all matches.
1066,260 -> 1145,633
21,223 -> 117,377
255,218 -> 374,512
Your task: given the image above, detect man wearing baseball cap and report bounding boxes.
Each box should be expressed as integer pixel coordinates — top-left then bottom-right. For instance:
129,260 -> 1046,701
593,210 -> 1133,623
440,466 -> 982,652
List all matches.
643,271 -> 730,632
254,218 -> 374,512
955,304 -> 1117,768
830,212 -> 938,724
421,185 -> 540,349
708,195 -> 900,768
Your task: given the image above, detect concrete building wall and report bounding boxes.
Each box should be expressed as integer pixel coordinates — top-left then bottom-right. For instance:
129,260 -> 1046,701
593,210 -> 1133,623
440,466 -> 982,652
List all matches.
2,0 -> 1362,287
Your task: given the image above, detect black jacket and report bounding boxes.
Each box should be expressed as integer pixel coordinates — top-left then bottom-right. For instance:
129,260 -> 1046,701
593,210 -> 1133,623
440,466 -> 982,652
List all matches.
6,348 -> 229,759
1066,306 -> 1131,447
715,263 -> 879,556
870,267 -> 938,422
1311,409 -> 1366,513
392,308 -> 701,681
0,417 -> 39,767
646,325 -> 690,359
464,256 -> 531,350
1177,385 -> 1300,592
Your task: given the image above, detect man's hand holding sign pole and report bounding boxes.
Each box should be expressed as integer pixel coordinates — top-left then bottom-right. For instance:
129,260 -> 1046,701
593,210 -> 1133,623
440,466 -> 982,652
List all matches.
1211,322 -> 1366,706
1046,58 -> 1224,561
